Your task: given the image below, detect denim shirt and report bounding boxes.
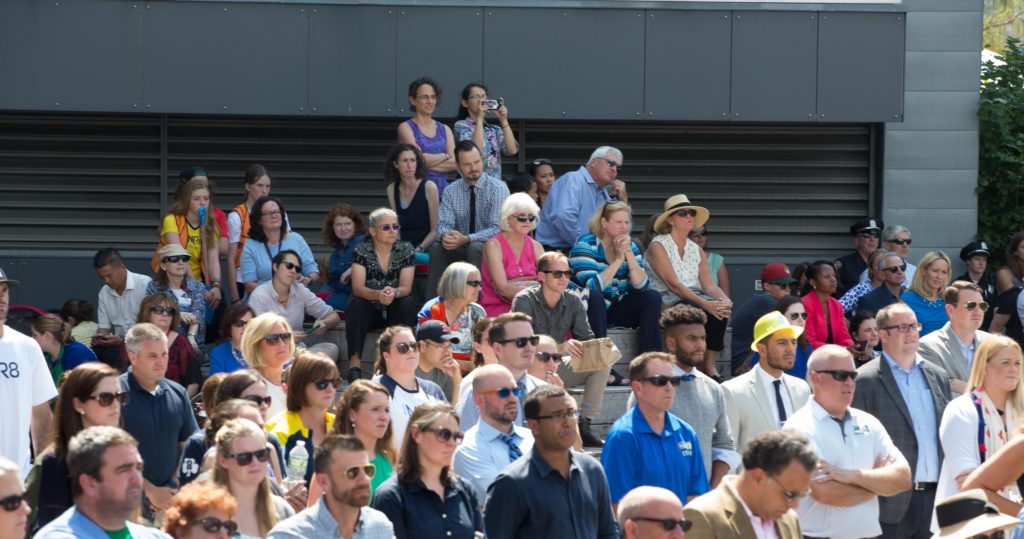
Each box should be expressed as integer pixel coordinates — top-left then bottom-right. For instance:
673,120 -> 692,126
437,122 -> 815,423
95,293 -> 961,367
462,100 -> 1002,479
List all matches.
34,506 -> 171,539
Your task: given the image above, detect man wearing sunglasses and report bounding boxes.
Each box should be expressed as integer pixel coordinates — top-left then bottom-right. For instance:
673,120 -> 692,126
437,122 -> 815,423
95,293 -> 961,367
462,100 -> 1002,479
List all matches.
35,426 -> 171,538
268,435 -> 393,538
852,303 -> 952,538
856,251 -> 909,316
852,225 -> 919,289
834,217 -> 883,296
617,486 -> 688,539
783,344 -> 912,539
453,364 -> 535,501
414,320 -> 463,402
920,281 -> 993,394
685,430 -> 817,539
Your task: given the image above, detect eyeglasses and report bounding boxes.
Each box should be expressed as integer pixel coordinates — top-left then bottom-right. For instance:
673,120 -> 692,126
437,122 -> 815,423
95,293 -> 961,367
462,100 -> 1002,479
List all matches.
225,447 -> 271,465
162,255 -> 191,264
540,270 -> 571,279
815,370 -> 858,382
424,341 -> 453,351
882,264 -> 907,274
957,301 -> 990,312
392,342 -> 415,354
640,375 -> 684,387
514,214 -> 537,223
631,517 -> 692,532
261,210 -> 282,217
788,312 -> 809,321
379,224 -> 401,232
881,323 -> 923,334
84,391 -> 129,407
243,395 -> 273,407
150,306 -> 177,316
263,332 -> 293,345
232,319 -> 250,328
423,426 -> 465,444
191,517 -> 239,536
533,408 -> 579,422
603,158 -> 621,169
344,464 -> 377,480
313,378 -> 342,390
496,336 -> 540,348
477,386 -> 523,399
768,474 -> 810,503
0,493 -> 26,512
886,238 -> 912,246
536,351 -> 560,363
466,280 -> 482,287
279,261 -> 302,272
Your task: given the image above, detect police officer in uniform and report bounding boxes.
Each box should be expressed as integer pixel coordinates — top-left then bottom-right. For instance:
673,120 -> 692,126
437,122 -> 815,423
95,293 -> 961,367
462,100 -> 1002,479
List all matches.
957,240 -> 996,330
833,217 -> 883,296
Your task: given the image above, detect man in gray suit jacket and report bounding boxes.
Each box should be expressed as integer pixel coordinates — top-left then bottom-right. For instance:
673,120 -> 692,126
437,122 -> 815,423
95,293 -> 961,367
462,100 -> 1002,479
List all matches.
852,303 -> 952,539
918,281 -> 992,394
722,311 -> 811,459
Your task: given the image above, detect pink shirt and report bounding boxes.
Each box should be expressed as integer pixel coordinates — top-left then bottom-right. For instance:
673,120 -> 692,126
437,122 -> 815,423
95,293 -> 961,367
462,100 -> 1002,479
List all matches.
480,233 -> 538,316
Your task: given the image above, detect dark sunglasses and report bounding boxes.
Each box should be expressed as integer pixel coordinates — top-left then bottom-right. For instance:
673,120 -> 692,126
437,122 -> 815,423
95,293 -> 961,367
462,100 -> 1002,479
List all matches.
279,261 -> 302,273
423,426 -> 465,444
603,158 -> 621,169
886,238 -> 912,246
263,332 -> 293,345
380,223 -> 401,232
243,395 -> 273,407
514,214 -> 537,223
541,270 -> 572,279
859,230 -> 881,238
496,336 -> 540,348
815,369 -> 858,382
192,517 -> 239,536
465,280 -> 482,287
84,391 -> 129,407
788,312 -> 809,321
959,301 -> 990,312
675,209 -> 698,218
536,351 -> 560,363
641,375 -> 684,387
478,386 -> 523,399
232,319 -> 250,328
882,264 -> 907,274
226,447 -> 271,465
150,305 -> 177,316
314,378 -> 342,390
631,517 -> 692,532
0,493 -> 26,512
344,464 -> 377,480
162,255 -> 191,264
392,342 -> 415,354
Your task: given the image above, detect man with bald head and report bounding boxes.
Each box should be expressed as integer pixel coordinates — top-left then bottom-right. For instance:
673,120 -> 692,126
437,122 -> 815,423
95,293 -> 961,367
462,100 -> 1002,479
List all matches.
617,486 -> 689,539
453,364 -> 535,499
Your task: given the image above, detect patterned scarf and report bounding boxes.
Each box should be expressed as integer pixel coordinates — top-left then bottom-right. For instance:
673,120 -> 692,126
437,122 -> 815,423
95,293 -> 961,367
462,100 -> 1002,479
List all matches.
975,387 -> 1022,502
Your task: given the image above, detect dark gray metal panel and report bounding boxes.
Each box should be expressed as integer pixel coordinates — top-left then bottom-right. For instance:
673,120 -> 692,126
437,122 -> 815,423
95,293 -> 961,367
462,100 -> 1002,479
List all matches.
483,8 -> 645,120
817,12 -> 904,122
395,7 -> 483,119
731,11 -> 818,121
644,11 -> 731,121
904,52 -> 981,92
884,130 -> 978,170
884,169 -> 978,209
886,91 -> 977,131
906,11 -> 981,52
309,6 -> 397,116
0,1 -> 141,112
141,2 -> 308,115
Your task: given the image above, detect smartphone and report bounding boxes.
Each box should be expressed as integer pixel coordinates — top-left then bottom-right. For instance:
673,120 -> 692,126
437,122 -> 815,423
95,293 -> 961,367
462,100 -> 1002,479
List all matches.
484,99 -> 499,111
854,340 -> 868,352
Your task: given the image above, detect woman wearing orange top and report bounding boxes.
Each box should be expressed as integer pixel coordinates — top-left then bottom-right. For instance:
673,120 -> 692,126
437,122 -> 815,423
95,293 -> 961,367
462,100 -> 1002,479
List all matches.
417,262 -> 486,373
154,176 -> 224,310
228,165 -> 274,303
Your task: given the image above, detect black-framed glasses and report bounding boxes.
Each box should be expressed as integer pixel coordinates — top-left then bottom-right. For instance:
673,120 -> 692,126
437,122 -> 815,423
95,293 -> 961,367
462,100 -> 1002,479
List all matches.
603,158 -> 621,169
536,351 -> 560,363
192,517 -> 239,535
540,270 -> 571,279
815,370 -> 858,382
344,464 -> 377,480
225,447 -> 271,465
887,238 -> 912,246
788,312 -> 809,321
232,319 -> 250,328
631,517 -> 692,532
768,474 -> 810,502
263,332 -> 293,345
881,323 -> 922,334
243,395 -> 272,407
380,223 -> 401,232
478,386 -> 523,399
496,336 -> 540,348
279,261 -> 302,272
392,342 -> 415,354
882,264 -> 907,274
514,214 -> 537,223
957,301 -> 990,312
162,255 -> 191,264
465,280 -> 482,287
84,391 -> 129,407
150,306 -> 177,316
261,210 -> 282,217
314,378 -> 342,390
675,209 -> 698,218
640,375 -> 684,387
533,408 -> 579,422
0,493 -> 26,512
423,426 -> 465,444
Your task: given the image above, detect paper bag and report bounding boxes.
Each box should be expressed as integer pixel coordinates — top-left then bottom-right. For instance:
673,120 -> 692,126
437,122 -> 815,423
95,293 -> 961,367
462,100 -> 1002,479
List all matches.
571,337 -> 621,373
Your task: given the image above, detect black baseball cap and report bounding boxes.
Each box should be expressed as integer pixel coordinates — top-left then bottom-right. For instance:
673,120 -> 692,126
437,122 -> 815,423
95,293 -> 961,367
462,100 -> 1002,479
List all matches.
416,320 -> 460,344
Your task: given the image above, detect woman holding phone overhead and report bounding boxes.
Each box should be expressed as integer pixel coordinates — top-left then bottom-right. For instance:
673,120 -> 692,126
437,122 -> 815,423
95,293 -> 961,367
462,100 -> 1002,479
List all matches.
398,77 -> 457,197
453,82 -> 519,179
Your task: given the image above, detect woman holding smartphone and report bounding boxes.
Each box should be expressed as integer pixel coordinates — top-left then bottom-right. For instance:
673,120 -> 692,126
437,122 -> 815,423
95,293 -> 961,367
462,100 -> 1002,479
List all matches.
453,82 -> 518,179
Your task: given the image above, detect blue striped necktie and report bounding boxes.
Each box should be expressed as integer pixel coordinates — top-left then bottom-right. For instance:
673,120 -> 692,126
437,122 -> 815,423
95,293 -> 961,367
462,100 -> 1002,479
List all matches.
498,433 -> 523,462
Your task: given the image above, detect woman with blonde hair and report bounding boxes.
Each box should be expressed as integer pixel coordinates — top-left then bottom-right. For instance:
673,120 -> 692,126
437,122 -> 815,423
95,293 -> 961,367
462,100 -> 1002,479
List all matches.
153,176 -> 223,309
162,481 -> 238,539
372,401 -> 482,538
418,261 -> 487,372
213,419 -> 293,538
479,192 -> 544,316
902,251 -> 952,336
935,335 -> 1024,520
30,313 -> 97,385
241,313 -> 295,419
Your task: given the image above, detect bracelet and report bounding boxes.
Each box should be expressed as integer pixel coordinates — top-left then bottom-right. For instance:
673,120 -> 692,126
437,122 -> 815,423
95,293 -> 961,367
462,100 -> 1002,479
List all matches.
501,123 -> 510,128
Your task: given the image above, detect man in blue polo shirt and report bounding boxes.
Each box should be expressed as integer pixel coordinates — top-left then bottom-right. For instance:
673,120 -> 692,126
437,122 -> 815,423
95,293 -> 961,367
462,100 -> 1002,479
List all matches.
602,351 -> 709,506
119,323 -> 199,523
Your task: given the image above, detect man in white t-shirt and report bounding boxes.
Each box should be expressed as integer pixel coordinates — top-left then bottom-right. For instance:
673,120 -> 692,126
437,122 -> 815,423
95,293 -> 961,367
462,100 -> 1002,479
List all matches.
0,267 -> 58,479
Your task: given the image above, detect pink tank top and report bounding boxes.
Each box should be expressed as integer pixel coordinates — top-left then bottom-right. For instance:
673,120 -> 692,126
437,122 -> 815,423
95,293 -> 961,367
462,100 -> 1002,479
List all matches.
480,233 -> 538,316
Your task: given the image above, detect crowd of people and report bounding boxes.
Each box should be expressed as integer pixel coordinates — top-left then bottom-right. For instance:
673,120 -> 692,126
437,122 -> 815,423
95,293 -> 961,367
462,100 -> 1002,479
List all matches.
2,76 -> 1024,539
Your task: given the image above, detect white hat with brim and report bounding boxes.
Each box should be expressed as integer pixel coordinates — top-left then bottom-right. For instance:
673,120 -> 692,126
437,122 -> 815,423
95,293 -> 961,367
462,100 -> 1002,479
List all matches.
932,489 -> 1022,539
653,194 -> 710,234
157,243 -> 190,260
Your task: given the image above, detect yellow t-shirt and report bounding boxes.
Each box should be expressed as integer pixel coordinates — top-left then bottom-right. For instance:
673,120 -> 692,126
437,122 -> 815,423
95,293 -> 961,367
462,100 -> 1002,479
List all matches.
160,213 -> 203,280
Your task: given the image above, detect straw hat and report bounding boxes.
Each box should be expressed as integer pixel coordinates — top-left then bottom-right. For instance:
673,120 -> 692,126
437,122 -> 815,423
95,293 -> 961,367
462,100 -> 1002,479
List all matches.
157,243 -> 190,261
653,194 -> 709,234
932,489 -> 1021,539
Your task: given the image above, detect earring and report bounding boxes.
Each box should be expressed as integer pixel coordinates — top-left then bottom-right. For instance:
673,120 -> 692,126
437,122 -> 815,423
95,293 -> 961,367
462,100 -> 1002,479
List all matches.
351,422 -> 356,429
77,409 -> 85,415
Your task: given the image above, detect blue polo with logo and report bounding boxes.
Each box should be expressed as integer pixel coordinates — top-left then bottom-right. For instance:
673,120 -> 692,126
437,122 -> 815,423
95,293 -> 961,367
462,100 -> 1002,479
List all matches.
602,405 -> 709,503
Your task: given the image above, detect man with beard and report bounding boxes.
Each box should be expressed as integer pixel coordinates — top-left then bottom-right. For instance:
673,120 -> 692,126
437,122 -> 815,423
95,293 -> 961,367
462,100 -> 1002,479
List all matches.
722,312 -> 812,461
628,304 -> 737,486
604,352 -> 709,506
269,435 -> 393,537
35,426 -> 170,538
454,364 -> 535,500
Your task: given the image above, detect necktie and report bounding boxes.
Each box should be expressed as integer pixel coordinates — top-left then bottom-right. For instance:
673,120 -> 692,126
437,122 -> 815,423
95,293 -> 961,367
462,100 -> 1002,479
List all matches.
498,433 -> 523,462
773,380 -> 787,424
680,373 -> 696,382
468,184 -> 477,234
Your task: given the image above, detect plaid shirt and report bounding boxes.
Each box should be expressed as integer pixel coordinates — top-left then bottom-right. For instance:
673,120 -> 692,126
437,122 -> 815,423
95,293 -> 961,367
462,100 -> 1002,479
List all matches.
436,174 -> 509,243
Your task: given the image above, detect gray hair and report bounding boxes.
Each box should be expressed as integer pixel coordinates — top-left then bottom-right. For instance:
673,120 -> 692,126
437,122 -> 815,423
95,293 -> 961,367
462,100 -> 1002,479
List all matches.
368,207 -> 398,228
437,261 -> 479,299
68,426 -> 138,497
806,344 -> 853,383
124,322 -> 167,355
882,224 -> 910,242
587,146 -> 623,166
617,486 -> 683,531
875,251 -> 902,270
498,193 -> 541,233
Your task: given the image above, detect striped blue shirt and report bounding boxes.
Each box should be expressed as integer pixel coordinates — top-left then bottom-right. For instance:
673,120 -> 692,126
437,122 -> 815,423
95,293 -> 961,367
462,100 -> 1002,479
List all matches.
569,232 -> 649,309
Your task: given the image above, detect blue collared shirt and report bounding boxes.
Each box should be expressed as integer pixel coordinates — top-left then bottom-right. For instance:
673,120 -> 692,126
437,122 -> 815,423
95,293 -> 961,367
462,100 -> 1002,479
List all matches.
34,506 -> 171,539
536,166 -> 612,248
954,332 -> 979,373
268,496 -> 394,539
453,418 -> 535,500
882,352 -> 940,482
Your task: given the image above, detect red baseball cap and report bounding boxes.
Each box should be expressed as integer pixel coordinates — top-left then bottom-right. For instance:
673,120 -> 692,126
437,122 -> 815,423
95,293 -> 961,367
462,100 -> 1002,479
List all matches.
761,263 -> 796,284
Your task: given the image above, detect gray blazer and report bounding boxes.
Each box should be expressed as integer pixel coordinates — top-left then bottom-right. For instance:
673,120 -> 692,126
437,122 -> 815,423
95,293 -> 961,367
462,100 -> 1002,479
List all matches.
722,368 -> 811,460
918,323 -> 991,386
851,355 -> 952,525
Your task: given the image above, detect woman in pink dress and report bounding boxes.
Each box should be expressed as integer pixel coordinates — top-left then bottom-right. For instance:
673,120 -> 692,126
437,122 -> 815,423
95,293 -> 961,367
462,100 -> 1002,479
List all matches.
479,193 -> 545,316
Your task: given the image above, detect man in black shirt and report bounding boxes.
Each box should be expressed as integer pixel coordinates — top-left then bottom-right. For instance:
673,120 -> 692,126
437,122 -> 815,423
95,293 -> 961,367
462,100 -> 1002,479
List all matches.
834,217 -> 883,296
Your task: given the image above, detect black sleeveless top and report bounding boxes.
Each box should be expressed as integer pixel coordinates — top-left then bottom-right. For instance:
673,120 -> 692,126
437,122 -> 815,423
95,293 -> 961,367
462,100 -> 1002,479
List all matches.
394,179 -> 430,248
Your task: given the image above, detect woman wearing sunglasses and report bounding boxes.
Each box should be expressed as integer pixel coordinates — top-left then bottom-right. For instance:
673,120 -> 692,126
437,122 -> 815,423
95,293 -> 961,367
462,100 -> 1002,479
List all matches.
646,194 -> 731,378
148,243 -> 209,347
372,401 -> 483,539
30,362 -> 124,533
480,193 -> 544,317
30,313 -> 98,386
213,419 -> 294,538
152,177 -> 224,309
372,326 -> 447,451
266,351 -> 339,490
163,481 -> 238,539
134,292 -> 202,397
527,335 -> 566,387
345,208 -> 418,383
386,143 -> 439,264
241,313 -> 295,419
0,457 -> 30,539
530,159 -> 556,207
240,196 -> 319,294
935,336 -> 1024,523
418,262 -> 487,373
180,398 -> 281,488
209,303 -> 257,376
